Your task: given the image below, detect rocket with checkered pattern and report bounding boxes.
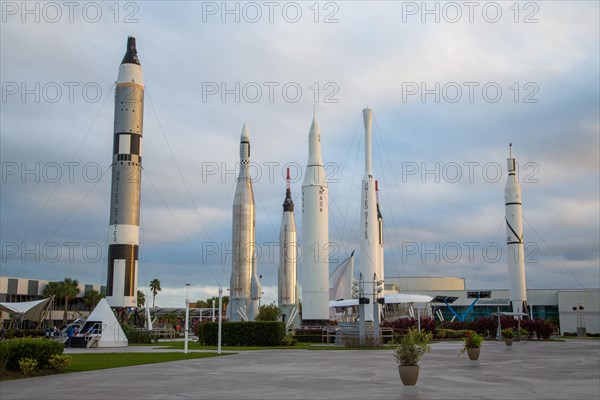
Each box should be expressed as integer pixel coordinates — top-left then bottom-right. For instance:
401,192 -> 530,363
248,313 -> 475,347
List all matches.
106,37 -> 144,308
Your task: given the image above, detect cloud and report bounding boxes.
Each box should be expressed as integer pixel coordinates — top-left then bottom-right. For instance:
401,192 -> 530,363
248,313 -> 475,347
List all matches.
1,1 -> 598,300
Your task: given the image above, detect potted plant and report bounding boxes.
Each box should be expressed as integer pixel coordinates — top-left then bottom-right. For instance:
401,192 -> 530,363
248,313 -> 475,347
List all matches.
459,331 -> 483,360
501,328 -> 514,346
392,328 -> 432,386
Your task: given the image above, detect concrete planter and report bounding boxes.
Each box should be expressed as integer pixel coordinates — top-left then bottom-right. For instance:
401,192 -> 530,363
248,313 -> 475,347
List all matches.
398,365 -> 420,386
504,338 -> 513,346
467,347 -> 480,361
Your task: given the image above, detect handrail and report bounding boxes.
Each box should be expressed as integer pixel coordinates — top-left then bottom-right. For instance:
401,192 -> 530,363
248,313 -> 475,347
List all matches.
83,322 -> 105,341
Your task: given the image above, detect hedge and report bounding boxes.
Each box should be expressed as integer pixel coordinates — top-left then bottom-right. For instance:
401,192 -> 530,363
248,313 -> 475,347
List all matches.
3,329 -> 45,339
122,324 -> 157,344
196,322 -> 285,346
0,338 -> 64,371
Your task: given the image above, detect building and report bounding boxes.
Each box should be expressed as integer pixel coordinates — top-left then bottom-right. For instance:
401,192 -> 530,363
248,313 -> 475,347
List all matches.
0,276 -> 105,327
384,276 -> 600,334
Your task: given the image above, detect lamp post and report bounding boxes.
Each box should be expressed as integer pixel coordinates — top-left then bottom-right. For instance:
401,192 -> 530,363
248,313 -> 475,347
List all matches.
184,284 -> 191,354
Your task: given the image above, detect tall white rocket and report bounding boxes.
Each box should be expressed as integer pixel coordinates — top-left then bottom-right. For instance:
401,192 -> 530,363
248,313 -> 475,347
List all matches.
359,108 -> 383,316
505,143 -> 527,316
106,37 -> 144,308
229,124 -> 261,321
301,114 -> 330,322
279,168 -> 299,324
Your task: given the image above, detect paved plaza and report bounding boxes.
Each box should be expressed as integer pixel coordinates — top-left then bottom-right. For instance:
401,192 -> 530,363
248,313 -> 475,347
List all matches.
1,340 -> 599,399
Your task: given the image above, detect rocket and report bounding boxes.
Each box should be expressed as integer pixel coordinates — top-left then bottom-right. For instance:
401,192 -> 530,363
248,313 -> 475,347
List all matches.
505,143 -> 528,317
301,113 -> 330,322
229,124 -> 261,321
106,37 -> 144,308
359,108 -> 383,320
278,168 -> 299,325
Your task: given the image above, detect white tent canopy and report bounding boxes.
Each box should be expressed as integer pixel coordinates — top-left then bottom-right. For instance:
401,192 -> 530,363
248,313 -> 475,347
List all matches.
0,297 -> 53,324
330,294 -> 434,309
384,293 -> 434,305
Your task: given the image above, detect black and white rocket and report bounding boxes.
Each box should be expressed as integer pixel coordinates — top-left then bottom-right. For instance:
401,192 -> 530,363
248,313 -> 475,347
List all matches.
278,168 -> 299,325
505,144 -> 528,316
229,124 -> 261,321
106,37 -> 144,308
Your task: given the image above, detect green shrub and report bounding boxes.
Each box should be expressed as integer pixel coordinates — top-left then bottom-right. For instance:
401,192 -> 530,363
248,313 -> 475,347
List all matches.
197,322 -> 285,346
6,329 -> 45,338
255,304 -> 281,321
122,325 -> 158,344
517,328 -> 529,338
459,331 -> 484,356
392,329 -> 432,366
281,333 -> 297,346
49,354 -> 72,372
19,357 -> 38,377
0,338 -> 63,370
434,329 -> 472,339
501,328 -> 514,339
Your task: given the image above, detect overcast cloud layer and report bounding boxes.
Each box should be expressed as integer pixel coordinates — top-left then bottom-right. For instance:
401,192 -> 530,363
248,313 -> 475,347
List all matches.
1,1 -> 598,306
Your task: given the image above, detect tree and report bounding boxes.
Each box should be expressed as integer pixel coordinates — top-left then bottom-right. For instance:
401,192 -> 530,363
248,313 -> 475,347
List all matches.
61,278 -> 80,325
196,296 -> 229,309
83,289 -> 104,311
255,304 -> 281,321
137,290 -> 145,307
195,299 -> 210,308
149,279 -> 161,308
44,278 -> 80,325
43,281 -> 64,316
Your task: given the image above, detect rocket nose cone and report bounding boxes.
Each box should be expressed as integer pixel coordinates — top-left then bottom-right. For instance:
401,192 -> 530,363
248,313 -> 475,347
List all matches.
241,123 -> 250,141
121,36 -> 140,65
309,114 -> 320,134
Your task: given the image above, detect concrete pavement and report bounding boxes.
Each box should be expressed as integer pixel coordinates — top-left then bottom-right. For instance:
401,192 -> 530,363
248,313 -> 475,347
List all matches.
1,340 -> 598,399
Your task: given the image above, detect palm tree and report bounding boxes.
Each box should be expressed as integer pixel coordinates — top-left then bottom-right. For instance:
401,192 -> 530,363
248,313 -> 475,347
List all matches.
137,290 -> 145,307
149,279 -> 161,308
43,278 -> 80,325
61,278 -> 80,325
43,281 -> 63,315
83,289 -> 104,311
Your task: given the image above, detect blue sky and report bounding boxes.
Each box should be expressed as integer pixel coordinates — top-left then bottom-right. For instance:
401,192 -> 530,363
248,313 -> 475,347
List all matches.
1,1 -> 598,306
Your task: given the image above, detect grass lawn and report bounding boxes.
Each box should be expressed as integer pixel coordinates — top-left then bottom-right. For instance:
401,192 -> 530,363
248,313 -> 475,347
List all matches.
0,352 -> 227,380
65,352 -> 227,373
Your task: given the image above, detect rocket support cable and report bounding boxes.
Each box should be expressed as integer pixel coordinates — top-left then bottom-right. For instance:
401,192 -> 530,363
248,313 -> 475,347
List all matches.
523,215 -> 598,303
13,165 -> 110,279
141,169 -> 221,287
372,116 -> 431,286
145,89 -> 211,239
467,217 -> 504,290
12,84 -> 114,277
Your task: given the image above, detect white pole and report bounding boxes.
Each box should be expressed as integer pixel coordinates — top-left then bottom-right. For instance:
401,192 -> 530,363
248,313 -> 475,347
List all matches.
372,273 -> 379,346
184,284 -> 190,354
212,300 -> 215,322
218,287 -> 223,354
